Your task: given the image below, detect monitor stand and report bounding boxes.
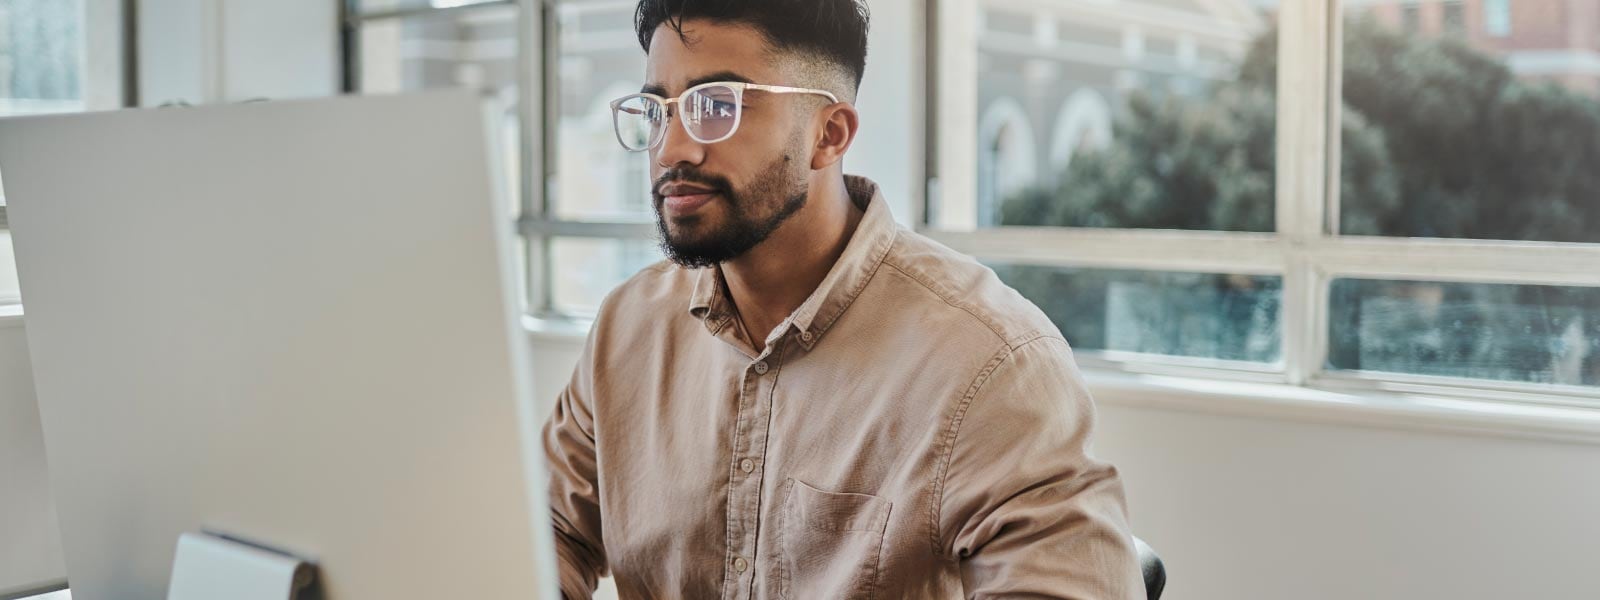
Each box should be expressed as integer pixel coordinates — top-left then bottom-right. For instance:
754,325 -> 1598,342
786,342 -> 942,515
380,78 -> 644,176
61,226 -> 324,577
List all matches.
166,531 -> 317,600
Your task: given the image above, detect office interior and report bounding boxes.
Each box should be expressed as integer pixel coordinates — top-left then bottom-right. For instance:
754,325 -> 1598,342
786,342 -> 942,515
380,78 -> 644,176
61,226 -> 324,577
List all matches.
2,0 -> 1598,598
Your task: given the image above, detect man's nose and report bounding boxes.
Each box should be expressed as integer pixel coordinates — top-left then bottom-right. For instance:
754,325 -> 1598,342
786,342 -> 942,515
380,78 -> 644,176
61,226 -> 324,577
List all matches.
654,108 -> 705,169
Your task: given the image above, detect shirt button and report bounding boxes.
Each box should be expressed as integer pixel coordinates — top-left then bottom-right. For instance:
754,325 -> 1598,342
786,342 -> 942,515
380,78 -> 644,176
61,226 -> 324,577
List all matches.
740,458 -> 755,473
733,557 -> 748,573
800,330 -> 814,342
753,361 -> 769,375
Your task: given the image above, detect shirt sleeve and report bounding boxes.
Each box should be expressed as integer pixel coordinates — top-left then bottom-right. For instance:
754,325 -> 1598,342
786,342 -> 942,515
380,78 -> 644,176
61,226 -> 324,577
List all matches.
937,336 -> 1144,599
542,324 -> 608,599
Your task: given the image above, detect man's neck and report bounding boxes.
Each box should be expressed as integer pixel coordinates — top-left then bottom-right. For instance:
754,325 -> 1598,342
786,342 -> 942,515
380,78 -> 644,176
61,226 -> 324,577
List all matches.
721,176 -> 864,354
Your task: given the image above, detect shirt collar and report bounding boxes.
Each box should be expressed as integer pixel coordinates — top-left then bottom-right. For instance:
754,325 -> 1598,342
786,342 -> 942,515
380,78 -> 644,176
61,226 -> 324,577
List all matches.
686,175 -> 899,351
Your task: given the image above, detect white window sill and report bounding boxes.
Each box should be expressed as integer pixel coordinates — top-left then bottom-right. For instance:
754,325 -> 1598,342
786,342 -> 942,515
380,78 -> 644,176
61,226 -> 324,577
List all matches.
0,303 -> 23,328
1083,370 -> 1600,446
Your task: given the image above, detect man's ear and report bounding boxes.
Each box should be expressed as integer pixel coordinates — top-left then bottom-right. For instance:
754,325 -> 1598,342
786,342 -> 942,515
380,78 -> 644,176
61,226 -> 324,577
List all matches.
810,101 -> 860,171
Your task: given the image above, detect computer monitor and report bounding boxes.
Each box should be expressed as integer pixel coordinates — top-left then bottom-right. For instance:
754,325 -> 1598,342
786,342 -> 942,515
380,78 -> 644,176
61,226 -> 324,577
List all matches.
0,91 -> 559,599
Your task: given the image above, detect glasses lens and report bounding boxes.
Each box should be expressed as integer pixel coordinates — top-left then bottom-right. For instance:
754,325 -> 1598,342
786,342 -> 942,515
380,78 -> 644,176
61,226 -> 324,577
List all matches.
683,85 -> 740,143
614,96 -> 665,151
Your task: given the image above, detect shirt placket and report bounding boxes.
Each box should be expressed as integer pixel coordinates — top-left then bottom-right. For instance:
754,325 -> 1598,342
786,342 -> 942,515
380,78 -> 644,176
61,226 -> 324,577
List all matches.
721,336 -> 786,600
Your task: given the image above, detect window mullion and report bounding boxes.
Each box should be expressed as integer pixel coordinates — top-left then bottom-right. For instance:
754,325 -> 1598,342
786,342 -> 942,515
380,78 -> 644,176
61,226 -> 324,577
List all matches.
925,228 -> 1284,275
84,0 -> 131,110
1308,237 -> 1600,287
1277,0 -> 1336,385
519,0 -> 555,313
929,0 -> 979,231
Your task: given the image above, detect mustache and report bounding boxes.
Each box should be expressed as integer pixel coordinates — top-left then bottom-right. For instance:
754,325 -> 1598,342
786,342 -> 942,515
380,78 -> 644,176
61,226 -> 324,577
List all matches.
653,167 -> 732,198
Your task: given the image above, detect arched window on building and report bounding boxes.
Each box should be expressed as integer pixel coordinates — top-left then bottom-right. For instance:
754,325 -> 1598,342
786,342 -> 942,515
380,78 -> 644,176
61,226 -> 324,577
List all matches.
977,98 -> 1038,227
1048,88 -> 1114,177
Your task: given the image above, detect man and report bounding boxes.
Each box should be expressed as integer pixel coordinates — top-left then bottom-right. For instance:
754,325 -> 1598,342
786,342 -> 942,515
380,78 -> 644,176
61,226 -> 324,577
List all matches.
543,0 -> 1144,597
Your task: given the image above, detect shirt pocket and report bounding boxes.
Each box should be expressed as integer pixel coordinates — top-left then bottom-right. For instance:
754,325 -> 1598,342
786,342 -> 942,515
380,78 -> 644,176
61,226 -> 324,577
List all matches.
778,478 -> 893,600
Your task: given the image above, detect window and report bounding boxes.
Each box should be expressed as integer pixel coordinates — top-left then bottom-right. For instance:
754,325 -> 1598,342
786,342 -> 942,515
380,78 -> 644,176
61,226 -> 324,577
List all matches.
542,0 -> 663,314
942,0 -> 1278,234
339,0 -> 1599,404
1442,1 -> 1465,34
1325,0 -> 1600,393
347,0 -> 523,217
347,0 -> 660,317
0,0 -> 90,306
1330,279 -> 1599,387
1340,6 -> 1600,242
1401,3 -> 1422,32
929,0 -> 1600,402
991,265 -> 1282,364
1484,0 -> 1512,37
932,0 -> 1282,367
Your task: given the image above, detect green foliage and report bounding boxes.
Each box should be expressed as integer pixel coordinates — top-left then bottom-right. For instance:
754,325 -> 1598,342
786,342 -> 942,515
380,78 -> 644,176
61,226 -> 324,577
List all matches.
993,17 -> 1600,385
1000,17 -> 1600,244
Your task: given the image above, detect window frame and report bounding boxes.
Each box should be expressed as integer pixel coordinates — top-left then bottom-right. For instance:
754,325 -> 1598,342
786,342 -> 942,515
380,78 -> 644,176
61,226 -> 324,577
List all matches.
925,0 -> 1600,406
0,0 -> 134,233
345,0 -> 660,318
341,0 -> 1600,407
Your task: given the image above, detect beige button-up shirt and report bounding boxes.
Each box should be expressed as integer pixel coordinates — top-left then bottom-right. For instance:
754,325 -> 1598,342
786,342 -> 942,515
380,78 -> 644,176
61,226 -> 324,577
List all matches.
544,176 -> 1143,599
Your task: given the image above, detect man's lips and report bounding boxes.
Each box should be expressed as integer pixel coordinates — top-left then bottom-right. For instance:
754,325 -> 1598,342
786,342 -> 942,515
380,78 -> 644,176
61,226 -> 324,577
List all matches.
658,182 -> 721,214
662,191 -> 718,214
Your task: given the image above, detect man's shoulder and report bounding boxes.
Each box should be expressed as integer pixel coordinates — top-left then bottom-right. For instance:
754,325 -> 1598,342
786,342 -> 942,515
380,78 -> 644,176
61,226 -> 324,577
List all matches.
595,259 -> 695,318
876,230 -> 1064,352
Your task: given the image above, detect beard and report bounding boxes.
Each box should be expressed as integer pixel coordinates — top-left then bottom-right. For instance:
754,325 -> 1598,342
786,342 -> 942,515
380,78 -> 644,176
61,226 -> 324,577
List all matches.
652,150 -> 810,269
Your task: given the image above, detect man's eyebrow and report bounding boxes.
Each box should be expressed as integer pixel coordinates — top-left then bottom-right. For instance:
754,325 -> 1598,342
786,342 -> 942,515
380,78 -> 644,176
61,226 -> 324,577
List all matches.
640,71 -> 756,97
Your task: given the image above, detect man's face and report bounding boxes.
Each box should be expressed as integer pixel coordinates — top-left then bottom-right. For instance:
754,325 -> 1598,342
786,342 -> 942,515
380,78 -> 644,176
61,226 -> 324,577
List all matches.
643,20 -> 817,267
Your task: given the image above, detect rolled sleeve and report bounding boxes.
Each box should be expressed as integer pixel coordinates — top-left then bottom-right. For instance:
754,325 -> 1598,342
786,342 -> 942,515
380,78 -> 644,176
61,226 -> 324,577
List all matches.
938,336 -> 1143,599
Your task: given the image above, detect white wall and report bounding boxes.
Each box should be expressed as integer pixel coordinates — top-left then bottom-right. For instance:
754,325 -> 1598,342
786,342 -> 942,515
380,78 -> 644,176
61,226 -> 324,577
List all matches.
1097,404 -> 1600,599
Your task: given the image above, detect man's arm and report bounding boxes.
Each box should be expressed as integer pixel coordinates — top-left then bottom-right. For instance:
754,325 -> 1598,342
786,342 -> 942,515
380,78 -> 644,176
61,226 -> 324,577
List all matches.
543,327 -> 608,599
937,336 -> 1144,599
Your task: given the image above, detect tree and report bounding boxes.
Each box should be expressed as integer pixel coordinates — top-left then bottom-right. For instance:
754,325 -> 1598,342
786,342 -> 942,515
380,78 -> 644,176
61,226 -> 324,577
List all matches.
995,17 -> 1600,385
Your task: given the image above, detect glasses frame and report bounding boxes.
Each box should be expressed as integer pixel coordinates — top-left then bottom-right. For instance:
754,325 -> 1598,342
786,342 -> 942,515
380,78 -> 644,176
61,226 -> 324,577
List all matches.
609,81 -> 840,152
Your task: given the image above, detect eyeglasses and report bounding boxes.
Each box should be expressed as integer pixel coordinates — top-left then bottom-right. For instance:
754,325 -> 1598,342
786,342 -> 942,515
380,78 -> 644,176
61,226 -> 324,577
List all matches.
609,81 -> 839,152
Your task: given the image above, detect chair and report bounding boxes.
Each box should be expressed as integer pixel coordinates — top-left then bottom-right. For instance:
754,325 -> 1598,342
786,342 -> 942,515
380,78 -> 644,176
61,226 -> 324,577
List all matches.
1133,536 -> 1166,600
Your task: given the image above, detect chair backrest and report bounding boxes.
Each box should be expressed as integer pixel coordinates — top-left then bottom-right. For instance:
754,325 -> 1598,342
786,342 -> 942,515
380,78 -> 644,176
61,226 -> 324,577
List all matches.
1133,536 -> 1166,600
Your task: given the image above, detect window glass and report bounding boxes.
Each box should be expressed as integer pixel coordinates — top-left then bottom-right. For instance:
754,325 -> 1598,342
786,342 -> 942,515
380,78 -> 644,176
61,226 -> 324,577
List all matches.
976,1 -> 1281,232
550,237 -> 664,316
1340,3 -> 1600,242
552,0 -> 653,222
1484,0 -> 1512,37
992,265 -> 1282,363
358,5 -> 522,217
1329,279 -> 1600,387
1,0 -> 86,304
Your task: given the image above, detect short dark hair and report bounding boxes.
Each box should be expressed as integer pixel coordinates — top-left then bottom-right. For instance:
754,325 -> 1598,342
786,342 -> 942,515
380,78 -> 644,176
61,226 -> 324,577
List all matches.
635,0 -> 870,92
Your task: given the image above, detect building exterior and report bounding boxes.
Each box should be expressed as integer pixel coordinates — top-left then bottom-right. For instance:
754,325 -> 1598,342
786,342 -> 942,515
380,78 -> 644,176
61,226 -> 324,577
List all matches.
1347,0 -> 1600,96
973,0 -> 1268,225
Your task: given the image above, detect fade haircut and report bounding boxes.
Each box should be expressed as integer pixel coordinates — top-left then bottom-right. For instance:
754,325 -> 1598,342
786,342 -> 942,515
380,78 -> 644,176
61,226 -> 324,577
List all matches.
635,0 -> 870,97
